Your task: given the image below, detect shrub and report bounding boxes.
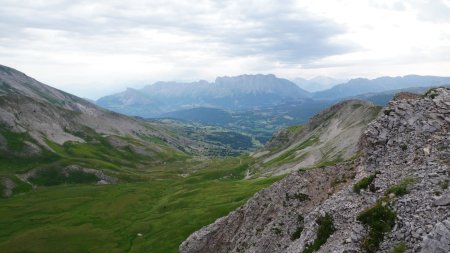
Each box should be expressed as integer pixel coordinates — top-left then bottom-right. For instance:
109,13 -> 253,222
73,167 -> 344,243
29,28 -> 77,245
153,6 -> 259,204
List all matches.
291,226 -> 303,241
438,179 -> 449,190
302,213 -> 335,253
353,175 -> 376,194
400,144 -> 407,151
357,199 -> 396,253
286,192 -> 310,202
271,227 -> 282,236
390,242 -> 406,253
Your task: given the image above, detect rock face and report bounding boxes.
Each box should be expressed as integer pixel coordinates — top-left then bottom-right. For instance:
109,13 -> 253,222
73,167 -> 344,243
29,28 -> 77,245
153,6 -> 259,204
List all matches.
1,177 -> 15,197
180,88 -> 450,253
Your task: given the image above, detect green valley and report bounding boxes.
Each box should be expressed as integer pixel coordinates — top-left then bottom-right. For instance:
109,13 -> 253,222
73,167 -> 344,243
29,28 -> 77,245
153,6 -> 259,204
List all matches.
0,155 -> 281,253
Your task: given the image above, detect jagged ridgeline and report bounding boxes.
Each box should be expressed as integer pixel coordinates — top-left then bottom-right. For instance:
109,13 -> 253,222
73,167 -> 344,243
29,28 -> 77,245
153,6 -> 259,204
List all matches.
180,88 -> 450,253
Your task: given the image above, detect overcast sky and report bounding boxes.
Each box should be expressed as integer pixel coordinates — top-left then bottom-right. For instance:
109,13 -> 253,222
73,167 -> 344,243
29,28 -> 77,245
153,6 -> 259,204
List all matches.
1,0 -> 450,99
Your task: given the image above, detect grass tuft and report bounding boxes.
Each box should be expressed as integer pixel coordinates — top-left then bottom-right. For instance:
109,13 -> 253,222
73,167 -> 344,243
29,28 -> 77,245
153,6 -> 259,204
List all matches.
302,213 -> 335,253
390,242 -> 406,253
438,179 -> 449,190
291,226 -> 303,241
353,175 -> 376,194
386,177 -> 415,197
357,198 -> 396,253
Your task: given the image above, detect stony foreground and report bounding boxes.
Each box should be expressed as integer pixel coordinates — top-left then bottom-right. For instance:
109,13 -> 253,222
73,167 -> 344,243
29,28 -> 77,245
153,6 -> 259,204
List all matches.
180,88 -> 450,253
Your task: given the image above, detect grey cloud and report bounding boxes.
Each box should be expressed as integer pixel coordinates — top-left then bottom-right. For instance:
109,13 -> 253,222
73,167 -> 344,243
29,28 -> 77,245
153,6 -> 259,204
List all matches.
415,0 -> 450,23
219,14 -> 350,62
0,0 -> 352,64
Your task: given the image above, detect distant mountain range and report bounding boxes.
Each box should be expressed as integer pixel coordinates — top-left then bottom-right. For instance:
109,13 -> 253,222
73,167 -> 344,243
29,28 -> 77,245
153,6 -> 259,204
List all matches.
313,75 -> 450,99
97,74 -> 450,120
97,74 -> 310,117
292,76 -> 347,92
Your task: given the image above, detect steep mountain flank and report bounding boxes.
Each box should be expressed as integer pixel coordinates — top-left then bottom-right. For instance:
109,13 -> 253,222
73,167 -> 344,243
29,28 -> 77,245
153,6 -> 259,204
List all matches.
0,65 -> 228,196
251,100 -> 381,176
180,88 -> 450,253
0,65 -> 205,155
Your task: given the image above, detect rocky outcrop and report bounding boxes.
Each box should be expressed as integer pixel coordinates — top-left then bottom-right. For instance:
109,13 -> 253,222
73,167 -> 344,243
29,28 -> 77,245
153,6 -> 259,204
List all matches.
18,165 -> 119,185
62,165 -> 119,185
180,88 -> 450,253
1,177 -> 15,197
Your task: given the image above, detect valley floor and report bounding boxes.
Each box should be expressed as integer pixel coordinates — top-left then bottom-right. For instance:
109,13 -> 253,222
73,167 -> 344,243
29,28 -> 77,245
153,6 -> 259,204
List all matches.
0,157 -> 280,253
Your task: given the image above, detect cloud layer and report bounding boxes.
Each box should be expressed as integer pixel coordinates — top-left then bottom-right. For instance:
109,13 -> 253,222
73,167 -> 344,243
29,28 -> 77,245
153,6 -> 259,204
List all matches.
0,0 -> 450,98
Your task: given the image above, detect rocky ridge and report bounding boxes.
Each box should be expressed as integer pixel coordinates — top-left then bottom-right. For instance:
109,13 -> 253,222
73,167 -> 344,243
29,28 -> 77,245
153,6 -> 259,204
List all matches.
180,88 -> 450,253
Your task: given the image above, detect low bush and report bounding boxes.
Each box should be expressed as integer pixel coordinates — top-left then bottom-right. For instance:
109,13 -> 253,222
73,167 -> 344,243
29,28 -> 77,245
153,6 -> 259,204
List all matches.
357,199 -> 396,253
390,242 -> 406,253
353,175 -> 376,194
438,179 -> 449,190
291,226 -> 303,241
302,213 -> 335,253
386,177 -> 415,197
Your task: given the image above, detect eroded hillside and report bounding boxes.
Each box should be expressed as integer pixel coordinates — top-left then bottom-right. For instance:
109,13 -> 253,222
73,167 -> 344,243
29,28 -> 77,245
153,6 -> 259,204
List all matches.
180,88 -> 450,253
250,100 -> 381,176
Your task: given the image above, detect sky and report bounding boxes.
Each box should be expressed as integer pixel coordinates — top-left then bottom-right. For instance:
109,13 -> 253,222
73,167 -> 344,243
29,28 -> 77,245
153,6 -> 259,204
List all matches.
1,0 -> 450,99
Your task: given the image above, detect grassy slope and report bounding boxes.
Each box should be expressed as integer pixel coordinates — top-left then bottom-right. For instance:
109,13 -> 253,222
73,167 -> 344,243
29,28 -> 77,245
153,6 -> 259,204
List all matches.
0,142 -> 280,253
